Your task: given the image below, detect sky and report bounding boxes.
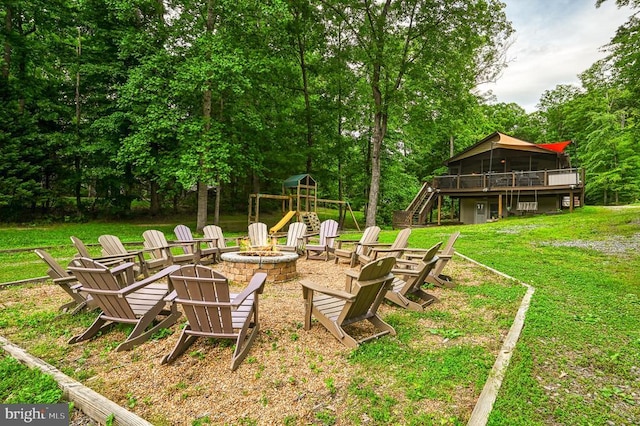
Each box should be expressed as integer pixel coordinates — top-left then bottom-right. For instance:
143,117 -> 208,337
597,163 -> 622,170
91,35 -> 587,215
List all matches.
478,0 -> 635,112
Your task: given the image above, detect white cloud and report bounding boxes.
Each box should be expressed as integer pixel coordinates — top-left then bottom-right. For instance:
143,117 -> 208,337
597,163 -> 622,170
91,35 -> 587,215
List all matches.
479,0 -> 634,112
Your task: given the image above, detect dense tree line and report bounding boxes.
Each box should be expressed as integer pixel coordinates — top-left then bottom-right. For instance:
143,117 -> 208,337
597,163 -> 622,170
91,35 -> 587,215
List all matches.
1,0 -> 638,227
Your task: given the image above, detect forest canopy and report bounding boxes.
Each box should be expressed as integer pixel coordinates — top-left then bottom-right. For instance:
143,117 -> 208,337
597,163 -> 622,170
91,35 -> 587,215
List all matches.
1,0 -> 638,225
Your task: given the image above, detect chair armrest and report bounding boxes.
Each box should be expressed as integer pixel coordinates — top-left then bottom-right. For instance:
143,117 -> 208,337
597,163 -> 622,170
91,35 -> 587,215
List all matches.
391,268 -> 420,277
119,265 -> 181,296
109,262 -> 136,274
302,232 -> 319,243
300,280 -> 356,301
370,247 -> 404,253
233,272 -> 267,305
337,238 -> 361,243
53,275 -> 78,284
94,253 -> 136,261
142,245 -> 170,252
345,270 -> 359,279
361,242 -> 392,248
164,290 -> 177,302
394,258 -> 420,267
401,248 -> 431,254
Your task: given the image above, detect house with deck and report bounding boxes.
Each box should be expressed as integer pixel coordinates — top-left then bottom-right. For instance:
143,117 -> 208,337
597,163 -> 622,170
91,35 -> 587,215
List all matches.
394,132 -> 585,226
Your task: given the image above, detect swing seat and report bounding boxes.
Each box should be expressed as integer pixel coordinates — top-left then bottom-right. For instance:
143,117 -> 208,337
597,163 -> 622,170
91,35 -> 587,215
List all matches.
517,202 -> 538,211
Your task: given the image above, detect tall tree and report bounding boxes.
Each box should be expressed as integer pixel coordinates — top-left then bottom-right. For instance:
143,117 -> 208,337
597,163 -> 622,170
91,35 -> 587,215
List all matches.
321,0 -> 512,226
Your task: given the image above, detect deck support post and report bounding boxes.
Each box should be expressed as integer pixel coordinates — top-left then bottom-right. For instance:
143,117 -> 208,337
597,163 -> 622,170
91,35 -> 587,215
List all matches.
569,191 -> 574,213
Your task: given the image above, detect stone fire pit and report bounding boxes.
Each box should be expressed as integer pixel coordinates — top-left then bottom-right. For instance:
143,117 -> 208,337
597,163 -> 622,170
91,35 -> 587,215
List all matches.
220,251 -> 299,284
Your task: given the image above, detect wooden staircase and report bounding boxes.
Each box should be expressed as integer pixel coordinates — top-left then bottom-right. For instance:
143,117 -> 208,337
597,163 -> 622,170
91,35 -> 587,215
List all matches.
393,182 -> 437,227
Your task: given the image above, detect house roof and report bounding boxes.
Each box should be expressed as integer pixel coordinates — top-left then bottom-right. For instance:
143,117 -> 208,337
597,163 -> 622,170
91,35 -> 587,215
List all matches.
283,174 -> 317,188
444,132 -> 571,165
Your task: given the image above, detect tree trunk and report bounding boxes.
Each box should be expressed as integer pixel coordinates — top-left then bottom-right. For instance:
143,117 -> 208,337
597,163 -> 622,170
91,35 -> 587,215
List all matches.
196,182 -> 208,232
214,184 -> 221,225
450,135 -> 454,158
197,86 -> 212,232
150,180 -> 160,215
196,0 -> 215,232
366,110 -> 386,227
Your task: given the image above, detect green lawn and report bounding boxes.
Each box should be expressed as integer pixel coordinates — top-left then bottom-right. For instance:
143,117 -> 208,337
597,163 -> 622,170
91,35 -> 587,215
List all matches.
0,205 -> 638,424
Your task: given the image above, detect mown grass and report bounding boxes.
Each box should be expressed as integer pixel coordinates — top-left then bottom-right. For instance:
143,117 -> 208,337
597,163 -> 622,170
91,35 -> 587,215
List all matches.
0,205 -> 638,424
0,355 -> 63,403
0,207 -> 363,283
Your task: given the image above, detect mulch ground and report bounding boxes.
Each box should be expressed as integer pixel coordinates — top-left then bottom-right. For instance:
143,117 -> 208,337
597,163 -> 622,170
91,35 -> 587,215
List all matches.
2,256 -> 514,425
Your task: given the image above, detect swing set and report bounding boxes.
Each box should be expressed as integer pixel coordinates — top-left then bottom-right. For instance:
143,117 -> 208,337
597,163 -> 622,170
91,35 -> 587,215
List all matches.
248,174 -> 360,233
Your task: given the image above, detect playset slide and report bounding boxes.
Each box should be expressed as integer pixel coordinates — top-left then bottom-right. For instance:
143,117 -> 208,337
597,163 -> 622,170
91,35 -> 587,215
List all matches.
269,210 -> 297,234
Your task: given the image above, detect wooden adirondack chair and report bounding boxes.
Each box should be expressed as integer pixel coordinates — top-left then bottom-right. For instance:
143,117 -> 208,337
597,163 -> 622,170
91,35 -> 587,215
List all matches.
173,225 -> 216,264
248,222 -> 270,248
334,225 -> 381,267
405,231 -> 460,288
356,228 -> 412,266
142,230 -> 200,266
67,258 -> 181,351
34,249 -> 94,314
70,236 -> 136,268
98,234 -> 150,277
300,257 -> 397,348
202,225 -> 240,262
275,222 -> 306,253
162,265 -> 267,371
385,242 -> 442,311
304,219 -> 339,261
425,231 -> 459,288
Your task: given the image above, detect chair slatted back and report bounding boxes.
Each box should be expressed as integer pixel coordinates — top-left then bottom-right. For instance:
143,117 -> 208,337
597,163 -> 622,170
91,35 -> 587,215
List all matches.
142,230 -> 170,261
357,226 -> 381,255
405,242 -> 442,287
35,249 -> 69,280
170,265 -> 234,335
419,242 -> 442,264
286,222 -> 307,247
318,220 -> 339,248
70,236 -> 92,258
203,225 -> 225,249
248,223 -> 269,247
442,231 -> 460,255
414,256 -> 439,286
98,235 -> 128,256
387,228 -> 412,258
174,225 -> 195,254
433,231 -> 460,276
68,258 -> 136,320
340,257 -> 395,325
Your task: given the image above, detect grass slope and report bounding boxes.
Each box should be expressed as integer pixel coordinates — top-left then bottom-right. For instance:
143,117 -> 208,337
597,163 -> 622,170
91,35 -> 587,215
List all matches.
0,205 -> 638,424
407,206 -> 640,425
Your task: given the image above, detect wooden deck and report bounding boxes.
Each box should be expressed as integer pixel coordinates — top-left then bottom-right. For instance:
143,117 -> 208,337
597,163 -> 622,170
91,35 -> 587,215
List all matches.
432,168 -> 584,193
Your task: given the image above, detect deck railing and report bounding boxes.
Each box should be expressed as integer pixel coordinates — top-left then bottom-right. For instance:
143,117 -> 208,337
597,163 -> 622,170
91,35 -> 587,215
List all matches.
433,168 -> 582,191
